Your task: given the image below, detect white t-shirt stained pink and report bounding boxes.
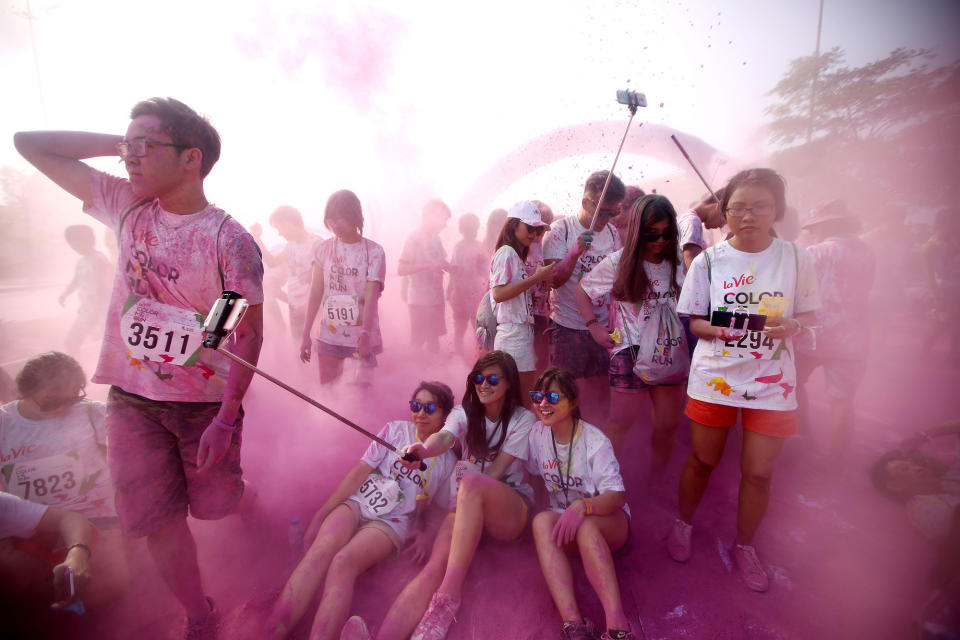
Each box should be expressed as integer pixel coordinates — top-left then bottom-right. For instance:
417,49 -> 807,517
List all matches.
354,420 -> 456,542
580,250 -> 684,355
84,170 -> 264,402
677,209 -> 707,272
490,245 -> 533,325
677,238 -> 820,411
543,216 -> 622,330
525,420 -> 629,517
0,399 -> 115,520
442,405 -> 535,502
311,237 -> 386,349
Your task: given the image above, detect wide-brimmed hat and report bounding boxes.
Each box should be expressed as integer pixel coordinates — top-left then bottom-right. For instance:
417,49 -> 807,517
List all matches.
507,201 -> 546,226
802,199 -> 859,231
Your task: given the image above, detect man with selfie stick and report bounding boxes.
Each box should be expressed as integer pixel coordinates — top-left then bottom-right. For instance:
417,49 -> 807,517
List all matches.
14,98 -> 263,640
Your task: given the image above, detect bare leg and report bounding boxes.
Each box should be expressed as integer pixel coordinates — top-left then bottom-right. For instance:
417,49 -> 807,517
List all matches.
648,384 -> 684,474
575,512 -> 630,631
318,354 -> 344,385
735,430 -> 786,545
146,519 -> 208,618
308,528 -> 395,640
436,474 -> 527,600
268,505 -> 357,640
677,422 -> 730,523
604,390 -> 644,456
375,515 -> 455,640
532,511 -> 580,622
828,396 -> 855,460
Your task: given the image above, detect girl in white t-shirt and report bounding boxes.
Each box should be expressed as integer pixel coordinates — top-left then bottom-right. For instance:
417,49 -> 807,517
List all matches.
267,381 -> 458,640
669,169 -> 820,593
527,368 -> 634,640
490,201 -> 554,402
577,194 -> 688,471
299,190 -> 386,385
354,351 -> 534,640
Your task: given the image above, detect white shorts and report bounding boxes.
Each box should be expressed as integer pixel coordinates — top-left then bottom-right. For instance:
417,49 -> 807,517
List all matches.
494,322 -> 536,372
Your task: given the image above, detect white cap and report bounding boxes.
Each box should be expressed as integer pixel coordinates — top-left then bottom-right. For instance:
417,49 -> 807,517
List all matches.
507,201 -> 545,226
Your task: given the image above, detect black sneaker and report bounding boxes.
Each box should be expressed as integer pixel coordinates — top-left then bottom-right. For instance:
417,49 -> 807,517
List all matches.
561,618 -> 598,640
184,597 -> 219,640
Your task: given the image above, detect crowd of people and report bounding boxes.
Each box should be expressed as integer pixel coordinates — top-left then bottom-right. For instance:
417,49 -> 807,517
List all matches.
2,96 -> 958,640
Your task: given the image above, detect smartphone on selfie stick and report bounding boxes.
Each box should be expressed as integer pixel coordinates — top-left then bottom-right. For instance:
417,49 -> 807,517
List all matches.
587,89 -> 648,231
202,291 -> 426,470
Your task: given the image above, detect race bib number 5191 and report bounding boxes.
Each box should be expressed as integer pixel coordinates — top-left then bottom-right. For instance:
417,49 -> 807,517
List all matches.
120,296 -> 205,366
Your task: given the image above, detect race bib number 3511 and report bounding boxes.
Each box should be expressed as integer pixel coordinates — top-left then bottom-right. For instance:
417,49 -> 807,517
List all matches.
120,296 -> 205,366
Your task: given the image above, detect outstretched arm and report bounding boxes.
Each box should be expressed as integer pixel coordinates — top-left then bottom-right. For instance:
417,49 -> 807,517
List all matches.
14,131 -> 121,206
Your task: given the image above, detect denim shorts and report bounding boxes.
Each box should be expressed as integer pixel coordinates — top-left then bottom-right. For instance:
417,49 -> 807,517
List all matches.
547,321 -> 610,379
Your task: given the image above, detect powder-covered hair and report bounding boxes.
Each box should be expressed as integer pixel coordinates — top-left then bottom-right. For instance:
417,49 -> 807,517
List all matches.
324,189 -> 364,235
130,97 -> 221,177
16,351 -> 86,398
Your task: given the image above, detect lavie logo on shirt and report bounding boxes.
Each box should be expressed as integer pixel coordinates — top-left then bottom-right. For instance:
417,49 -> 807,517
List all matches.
1,444 -> 38,463
135,229 -> 160,247
723,273 -> 755,289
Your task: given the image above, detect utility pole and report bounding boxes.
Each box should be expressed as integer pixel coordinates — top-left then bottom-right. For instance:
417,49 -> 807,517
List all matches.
805,0 -> 825,143
17,0 -> 49,125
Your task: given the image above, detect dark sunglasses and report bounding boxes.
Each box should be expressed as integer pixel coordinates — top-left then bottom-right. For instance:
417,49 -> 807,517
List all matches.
409,401 -> 438,415
643,231 -> 673,242
471,373 -> 500,387
529,390 -> 564,405
524,223 -> 546,235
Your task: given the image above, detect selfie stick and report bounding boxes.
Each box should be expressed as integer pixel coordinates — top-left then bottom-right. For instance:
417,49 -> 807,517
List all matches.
587,89 -> 647,231
202,291 -> 426,470
670,134 -> 721,207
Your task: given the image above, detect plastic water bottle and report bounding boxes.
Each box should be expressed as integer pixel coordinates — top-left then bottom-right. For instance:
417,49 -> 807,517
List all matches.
288,517 -> 306,557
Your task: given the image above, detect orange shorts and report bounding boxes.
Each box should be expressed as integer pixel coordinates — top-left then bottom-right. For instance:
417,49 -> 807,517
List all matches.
685,397 -> 797,438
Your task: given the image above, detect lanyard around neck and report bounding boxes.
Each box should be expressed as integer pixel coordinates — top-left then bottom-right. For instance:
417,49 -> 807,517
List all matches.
550,419 -> 579,508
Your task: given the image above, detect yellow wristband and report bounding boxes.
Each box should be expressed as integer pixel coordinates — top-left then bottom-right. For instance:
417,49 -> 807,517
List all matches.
582,498 -> 593,515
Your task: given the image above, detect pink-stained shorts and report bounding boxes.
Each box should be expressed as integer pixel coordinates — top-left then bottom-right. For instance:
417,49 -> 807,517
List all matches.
106,386 -> 244,538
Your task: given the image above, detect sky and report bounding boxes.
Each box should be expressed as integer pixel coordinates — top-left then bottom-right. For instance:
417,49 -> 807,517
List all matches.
1,0 -> 958,242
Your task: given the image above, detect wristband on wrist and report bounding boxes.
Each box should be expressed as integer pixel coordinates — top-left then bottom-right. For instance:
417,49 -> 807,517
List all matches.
66,542 -> 92,558
582,498 -> 593,515
585,318 -> 599,327
212,416 -> 236,431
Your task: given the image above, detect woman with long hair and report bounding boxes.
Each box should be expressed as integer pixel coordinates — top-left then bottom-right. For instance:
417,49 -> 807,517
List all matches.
527,368 -> 634,640
669,169 -> 820,592
576,194 -> 688,470
340,351 -> 535,640
489,201 -> 554,404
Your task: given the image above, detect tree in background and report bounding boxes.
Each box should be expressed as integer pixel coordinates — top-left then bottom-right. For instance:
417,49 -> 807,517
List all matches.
764,47 -> 960,220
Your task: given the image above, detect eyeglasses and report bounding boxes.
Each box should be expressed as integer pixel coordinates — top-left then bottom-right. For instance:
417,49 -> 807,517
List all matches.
725,203 -> 776,218
471,373 -> 500,387
409,400 -> 438,415
524,223 -> 546,235
585,196 -> 619,216
116,137 -> 191,159
643,231 -> 672,242
529,390 -> 565,405
35,390 -> 86,412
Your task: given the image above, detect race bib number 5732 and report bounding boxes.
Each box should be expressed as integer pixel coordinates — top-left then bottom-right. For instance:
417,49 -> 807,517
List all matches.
120,296 -> 205,366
